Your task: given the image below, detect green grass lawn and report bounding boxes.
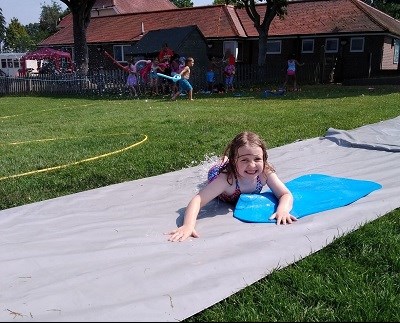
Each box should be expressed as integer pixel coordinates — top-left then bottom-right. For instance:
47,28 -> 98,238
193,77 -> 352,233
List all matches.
1,84 -> 399,321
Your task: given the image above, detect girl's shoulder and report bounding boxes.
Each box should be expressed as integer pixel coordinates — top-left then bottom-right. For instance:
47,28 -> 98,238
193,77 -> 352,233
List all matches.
260,168 -> 275,185
208,161 -> 231,179
207,170 -> 232,191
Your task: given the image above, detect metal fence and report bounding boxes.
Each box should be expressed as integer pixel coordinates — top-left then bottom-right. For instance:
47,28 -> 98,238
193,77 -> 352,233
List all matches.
0,63 -> 320,96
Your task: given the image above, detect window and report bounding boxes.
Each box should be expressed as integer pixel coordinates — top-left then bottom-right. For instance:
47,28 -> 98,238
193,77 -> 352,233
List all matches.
223,41 -> 238,59
223,41 -> 243,62
61,46 -> 74,61
302,39 -> 314,53
113,45 -> 134,62
266,40 -> 281,54
350,37 -> 364,52
325,38 -> 339,53
394,39 -> 399,64
13,59 -> 20,68
237,41 -> 243,62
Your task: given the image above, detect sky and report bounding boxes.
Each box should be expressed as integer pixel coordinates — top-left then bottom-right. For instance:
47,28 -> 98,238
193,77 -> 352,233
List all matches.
0,0 -> 213,26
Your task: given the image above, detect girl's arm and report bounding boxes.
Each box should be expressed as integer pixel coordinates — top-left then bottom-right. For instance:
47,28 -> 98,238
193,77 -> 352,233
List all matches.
266,172 -> 297,225
167,174 -> 228,242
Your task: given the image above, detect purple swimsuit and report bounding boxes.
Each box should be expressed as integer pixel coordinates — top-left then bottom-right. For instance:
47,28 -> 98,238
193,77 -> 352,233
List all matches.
207,162 -> 263,204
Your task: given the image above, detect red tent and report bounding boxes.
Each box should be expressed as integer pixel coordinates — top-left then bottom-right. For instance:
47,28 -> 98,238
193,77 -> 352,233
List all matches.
20,47 -> 73,75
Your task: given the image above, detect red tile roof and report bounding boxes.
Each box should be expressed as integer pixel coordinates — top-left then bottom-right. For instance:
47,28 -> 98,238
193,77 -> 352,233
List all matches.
236,0 -> 400,37
92,0 -> 177,13
43,6 -> 240,45
41,0 -> 400,46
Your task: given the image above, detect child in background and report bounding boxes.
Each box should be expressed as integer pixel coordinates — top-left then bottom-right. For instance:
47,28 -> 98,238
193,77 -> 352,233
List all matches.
171,57 -> 195,101
283,53 -> 304,91
167,131 -> 296,242
224,63 -> 235,92
205,65 -> 215,93
170,54 -> 181,97
126,58 -> 138,97
149,58 -> 162,95
223,49 -> 236,92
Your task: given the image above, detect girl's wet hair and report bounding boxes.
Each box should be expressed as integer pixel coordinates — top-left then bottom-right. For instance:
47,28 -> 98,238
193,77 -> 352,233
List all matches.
221,131 -> 274,184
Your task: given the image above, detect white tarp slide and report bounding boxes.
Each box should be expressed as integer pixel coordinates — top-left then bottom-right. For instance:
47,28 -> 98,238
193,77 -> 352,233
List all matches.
1,116 -> 399,322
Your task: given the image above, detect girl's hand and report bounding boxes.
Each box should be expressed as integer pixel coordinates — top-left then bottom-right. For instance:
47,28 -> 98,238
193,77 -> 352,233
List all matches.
269,212 -> 297,225
166,226 -> 199,242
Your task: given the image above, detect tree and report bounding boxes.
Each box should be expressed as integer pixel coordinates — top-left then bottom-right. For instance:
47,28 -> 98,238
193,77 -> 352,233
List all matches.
238,1 -> 287,66
363,0 -> 400,19
59,0 -> 96,75
40,1 -> 67,35
213,0 -> 262,5
212,1 -> 285,66
171,0 -> 194,7
213,0 -> 238,4
4,18 -> 32,52
24,2 -> 68,51
4,19 -> 29,52
0,8 -> 6,45
25,23 -> 51,49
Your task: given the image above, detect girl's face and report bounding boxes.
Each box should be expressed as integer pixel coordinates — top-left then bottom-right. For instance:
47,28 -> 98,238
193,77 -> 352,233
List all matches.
235,145 -> 264,179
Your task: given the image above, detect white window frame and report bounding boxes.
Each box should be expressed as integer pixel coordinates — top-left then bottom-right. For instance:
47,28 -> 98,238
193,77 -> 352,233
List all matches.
350,37 -> 365,53
325,38 -> 339,53
301,39 -> 314,53
266,40 -> 281,54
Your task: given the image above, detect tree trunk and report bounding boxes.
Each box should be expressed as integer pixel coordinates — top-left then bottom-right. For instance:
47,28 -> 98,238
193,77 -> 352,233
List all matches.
61,0 -> 96,76
257,28 -> 268,66
72,10 -> 88,76
255,27 -> 267,82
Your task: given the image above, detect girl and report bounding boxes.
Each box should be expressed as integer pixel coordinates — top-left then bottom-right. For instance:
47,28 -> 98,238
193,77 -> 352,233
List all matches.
283,53 -> 304,91
224,63 -> 235,92
170,54 -> 181,97
126,59 -> 138,97
167,131 -> 296,242
149,58 -> 162,95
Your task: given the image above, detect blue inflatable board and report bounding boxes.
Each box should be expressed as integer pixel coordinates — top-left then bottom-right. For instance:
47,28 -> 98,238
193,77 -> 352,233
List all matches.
234,174 -> 382,223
